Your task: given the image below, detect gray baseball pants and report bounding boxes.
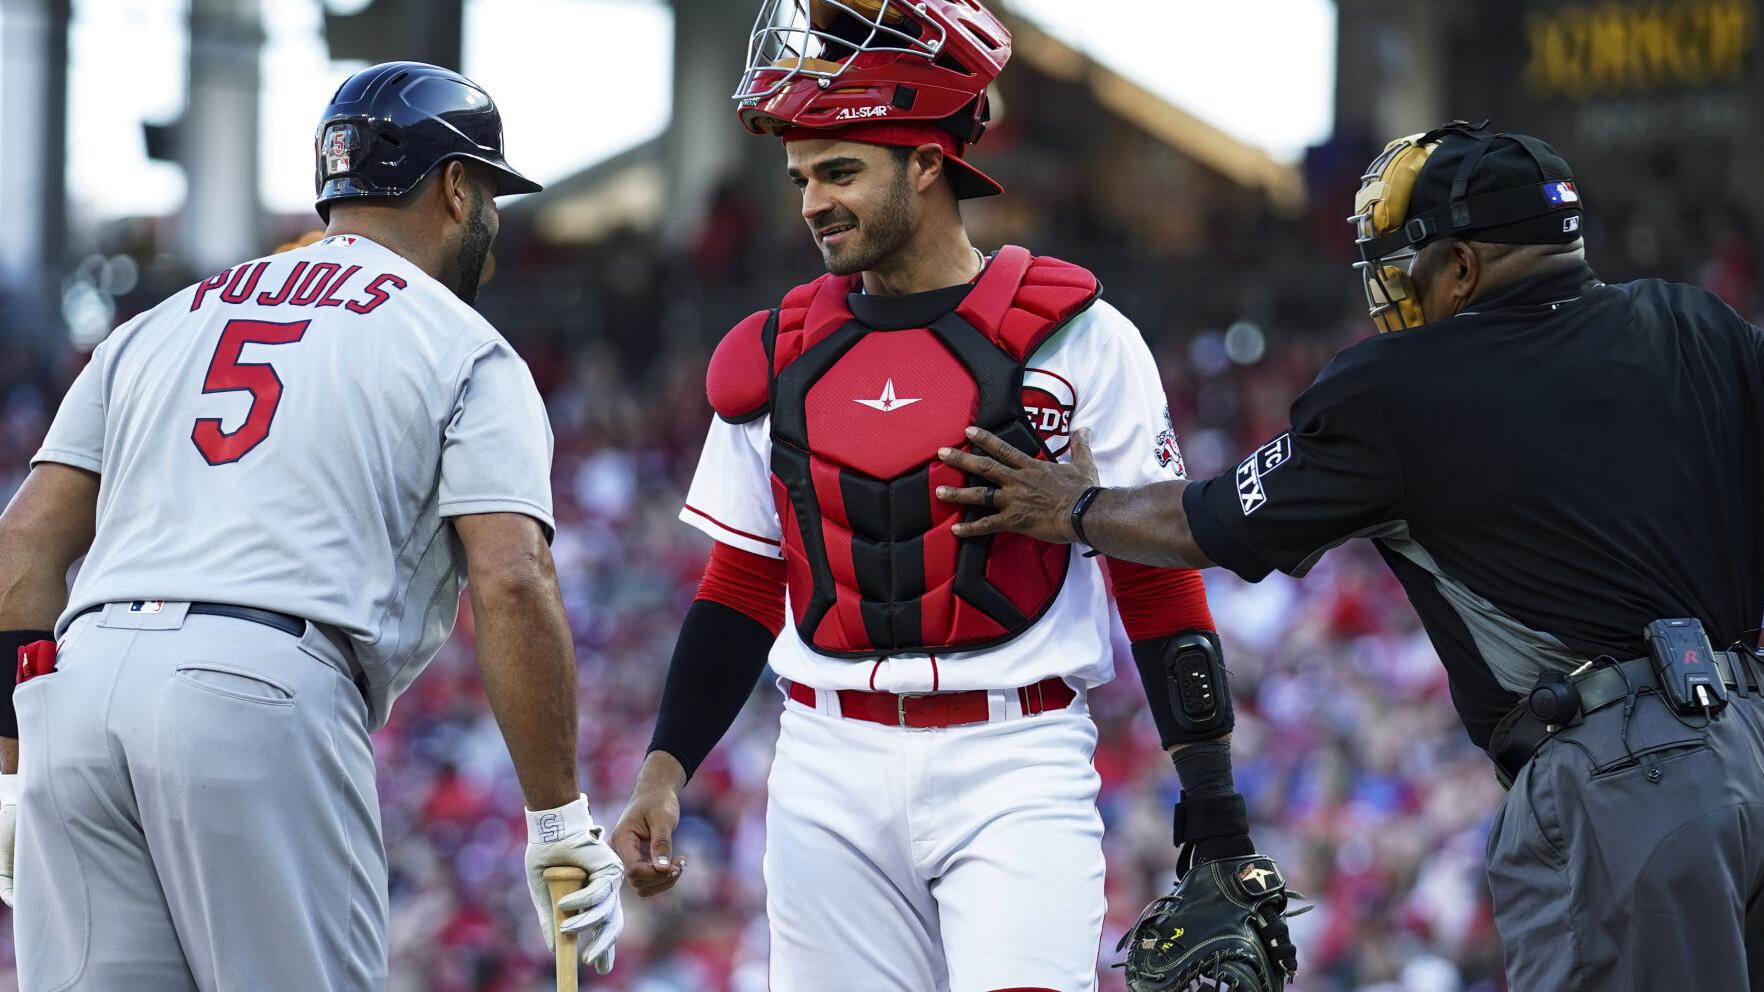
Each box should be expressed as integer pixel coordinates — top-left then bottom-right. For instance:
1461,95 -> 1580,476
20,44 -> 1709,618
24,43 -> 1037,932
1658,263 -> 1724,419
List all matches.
12,603 -> 386,991
1487,687 -> 1764,990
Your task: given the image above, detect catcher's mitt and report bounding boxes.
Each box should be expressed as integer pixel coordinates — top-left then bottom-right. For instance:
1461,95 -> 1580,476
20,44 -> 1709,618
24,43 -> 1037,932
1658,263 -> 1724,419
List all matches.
1115,854 -> 1309,992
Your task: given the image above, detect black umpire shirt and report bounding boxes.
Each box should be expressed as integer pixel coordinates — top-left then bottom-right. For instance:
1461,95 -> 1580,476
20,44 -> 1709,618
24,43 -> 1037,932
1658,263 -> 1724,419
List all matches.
1184,263 -> 1764,747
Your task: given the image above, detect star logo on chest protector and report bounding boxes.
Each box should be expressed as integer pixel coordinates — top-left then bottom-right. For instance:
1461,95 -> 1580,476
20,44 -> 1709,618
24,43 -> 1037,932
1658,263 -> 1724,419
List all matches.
854,378 -> 922,412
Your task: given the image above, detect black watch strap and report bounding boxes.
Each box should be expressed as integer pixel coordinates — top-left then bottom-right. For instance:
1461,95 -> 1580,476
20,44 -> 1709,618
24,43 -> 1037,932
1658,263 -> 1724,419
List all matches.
1070,486 -> 1105,558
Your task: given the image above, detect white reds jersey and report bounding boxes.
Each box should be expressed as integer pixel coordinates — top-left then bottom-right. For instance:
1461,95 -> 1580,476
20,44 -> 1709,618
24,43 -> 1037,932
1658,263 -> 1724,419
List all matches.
680,297 -> 1187,693
32,235 -> 555,728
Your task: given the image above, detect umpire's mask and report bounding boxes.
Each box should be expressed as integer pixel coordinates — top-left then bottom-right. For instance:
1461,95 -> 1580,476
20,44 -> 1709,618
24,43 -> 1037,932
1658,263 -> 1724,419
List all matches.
1350,120 -> 1585,333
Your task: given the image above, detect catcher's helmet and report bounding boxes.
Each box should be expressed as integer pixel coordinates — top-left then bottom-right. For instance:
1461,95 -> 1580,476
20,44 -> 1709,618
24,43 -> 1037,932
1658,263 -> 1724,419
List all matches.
313,61 -> 541,221
733,0 -> 1010,198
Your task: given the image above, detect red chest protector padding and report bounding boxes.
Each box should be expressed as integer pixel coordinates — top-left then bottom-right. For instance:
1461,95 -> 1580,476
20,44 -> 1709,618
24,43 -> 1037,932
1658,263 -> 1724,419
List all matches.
707,246 -> 1100,657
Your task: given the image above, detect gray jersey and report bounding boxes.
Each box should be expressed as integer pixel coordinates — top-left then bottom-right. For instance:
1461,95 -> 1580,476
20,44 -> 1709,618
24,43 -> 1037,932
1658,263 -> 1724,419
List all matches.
32,234 -> 554,728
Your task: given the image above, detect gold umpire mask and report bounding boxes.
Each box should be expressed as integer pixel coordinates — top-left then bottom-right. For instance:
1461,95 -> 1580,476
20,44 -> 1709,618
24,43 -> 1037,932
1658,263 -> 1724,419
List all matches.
1350,132 -> 1439,333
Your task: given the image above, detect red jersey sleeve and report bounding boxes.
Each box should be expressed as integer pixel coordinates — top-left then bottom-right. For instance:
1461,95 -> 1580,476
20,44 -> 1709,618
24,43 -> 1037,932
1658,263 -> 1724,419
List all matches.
695,542 -> 788,637
1104,559 -> 1215,642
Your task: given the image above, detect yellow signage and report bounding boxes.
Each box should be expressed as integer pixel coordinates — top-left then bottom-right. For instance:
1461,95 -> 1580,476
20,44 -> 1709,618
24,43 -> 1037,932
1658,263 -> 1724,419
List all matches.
1523,1 -> 1755,99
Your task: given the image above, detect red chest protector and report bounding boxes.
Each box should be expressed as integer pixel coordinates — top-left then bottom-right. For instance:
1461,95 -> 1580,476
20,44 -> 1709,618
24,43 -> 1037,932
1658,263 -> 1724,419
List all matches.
707,246 -> 1100,658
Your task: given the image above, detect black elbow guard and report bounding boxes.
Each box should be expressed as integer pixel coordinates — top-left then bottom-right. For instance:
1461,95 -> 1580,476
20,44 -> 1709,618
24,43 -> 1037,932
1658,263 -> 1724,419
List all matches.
1131,629 -> 1233,748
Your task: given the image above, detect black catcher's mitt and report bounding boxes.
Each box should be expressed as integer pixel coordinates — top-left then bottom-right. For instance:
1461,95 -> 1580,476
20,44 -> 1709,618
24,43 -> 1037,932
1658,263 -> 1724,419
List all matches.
1116,854 -> 1309,992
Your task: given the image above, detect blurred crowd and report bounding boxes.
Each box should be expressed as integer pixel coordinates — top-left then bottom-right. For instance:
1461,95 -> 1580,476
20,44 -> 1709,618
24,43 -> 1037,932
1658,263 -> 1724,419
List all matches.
0,132 -> 1758,992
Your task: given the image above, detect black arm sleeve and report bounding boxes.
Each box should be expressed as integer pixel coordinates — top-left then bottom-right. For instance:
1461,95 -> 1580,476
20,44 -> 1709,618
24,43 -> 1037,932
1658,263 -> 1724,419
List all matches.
1184,346 -> 1405,581
646,601 -> 775,783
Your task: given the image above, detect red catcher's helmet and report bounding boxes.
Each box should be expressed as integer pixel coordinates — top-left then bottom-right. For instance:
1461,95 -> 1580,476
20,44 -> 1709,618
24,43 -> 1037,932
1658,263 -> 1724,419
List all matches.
734,0 -> 1011,198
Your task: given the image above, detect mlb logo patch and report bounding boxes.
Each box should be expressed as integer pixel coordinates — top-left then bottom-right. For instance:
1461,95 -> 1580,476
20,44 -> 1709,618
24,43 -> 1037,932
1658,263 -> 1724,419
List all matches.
1545,181 -> 1580,207
129,600 -> 165,614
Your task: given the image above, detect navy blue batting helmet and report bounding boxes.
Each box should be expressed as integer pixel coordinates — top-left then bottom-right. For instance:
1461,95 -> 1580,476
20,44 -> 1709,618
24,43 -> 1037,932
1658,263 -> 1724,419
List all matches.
314,62 -> 541,220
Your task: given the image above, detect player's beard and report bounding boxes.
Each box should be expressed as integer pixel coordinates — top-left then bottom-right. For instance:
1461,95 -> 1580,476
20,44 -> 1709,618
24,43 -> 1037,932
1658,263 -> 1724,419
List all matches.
445,188 -> 495,305
818,165 -> 915,276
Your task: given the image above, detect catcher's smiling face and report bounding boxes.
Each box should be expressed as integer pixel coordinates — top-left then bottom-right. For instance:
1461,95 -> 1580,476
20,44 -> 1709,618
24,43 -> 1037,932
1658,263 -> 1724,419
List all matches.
786,138 -> 920,277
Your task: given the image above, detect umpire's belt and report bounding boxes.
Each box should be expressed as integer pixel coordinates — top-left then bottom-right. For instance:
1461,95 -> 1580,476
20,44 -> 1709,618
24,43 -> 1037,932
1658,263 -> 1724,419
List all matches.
1487,650 -> 1759,789
74,601 -> 305,636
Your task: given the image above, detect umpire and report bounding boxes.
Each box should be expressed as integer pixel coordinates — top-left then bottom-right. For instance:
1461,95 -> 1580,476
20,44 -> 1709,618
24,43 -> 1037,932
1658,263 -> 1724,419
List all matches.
933,120 -> 1764,990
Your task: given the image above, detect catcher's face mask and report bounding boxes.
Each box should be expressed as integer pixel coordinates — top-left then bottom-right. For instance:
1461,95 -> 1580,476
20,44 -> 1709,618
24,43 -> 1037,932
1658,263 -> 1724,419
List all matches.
1349,132 -> 1439,334
736,0 -> 939,106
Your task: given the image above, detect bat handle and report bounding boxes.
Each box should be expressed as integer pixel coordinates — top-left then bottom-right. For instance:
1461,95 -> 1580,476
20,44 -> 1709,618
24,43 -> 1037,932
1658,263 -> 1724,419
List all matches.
544,866 -> 589,991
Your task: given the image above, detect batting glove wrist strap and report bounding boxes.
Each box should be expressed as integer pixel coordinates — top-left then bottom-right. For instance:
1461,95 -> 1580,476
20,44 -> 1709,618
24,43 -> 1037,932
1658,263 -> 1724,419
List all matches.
526,794 -> 591,845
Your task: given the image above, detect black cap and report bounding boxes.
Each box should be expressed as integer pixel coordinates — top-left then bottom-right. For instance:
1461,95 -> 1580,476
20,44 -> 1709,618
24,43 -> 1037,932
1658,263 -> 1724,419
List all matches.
1405,120 -> 1583,246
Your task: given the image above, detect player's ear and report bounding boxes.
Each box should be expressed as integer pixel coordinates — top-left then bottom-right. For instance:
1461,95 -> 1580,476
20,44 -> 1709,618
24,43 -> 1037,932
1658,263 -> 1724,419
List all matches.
439,160 -> 471,225
910,143 -> 947,196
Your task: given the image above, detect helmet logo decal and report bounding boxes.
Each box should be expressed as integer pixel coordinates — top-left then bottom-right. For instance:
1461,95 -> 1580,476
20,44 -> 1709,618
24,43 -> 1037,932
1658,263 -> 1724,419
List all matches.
834,104 -> 891,121
323,124 -> 356,178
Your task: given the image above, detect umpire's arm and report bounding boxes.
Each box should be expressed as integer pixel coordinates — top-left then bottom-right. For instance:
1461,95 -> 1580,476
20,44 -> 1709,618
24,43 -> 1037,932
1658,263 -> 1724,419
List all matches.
0,464 -> 100,772
940,346 -> 1405,581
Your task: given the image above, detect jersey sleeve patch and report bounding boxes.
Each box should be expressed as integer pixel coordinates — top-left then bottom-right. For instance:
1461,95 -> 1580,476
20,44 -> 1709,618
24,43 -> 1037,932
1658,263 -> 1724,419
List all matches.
706,309 -> 775,423
1154,407 -> 1186,478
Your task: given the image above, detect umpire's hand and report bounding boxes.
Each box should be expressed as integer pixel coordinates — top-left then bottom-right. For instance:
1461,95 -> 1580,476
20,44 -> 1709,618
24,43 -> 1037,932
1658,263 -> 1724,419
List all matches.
936,426 -> 1099,542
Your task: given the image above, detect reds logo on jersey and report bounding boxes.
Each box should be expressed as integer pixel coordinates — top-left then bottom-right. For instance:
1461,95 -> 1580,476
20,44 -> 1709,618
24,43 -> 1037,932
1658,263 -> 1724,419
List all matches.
1021,368 -> 1076,457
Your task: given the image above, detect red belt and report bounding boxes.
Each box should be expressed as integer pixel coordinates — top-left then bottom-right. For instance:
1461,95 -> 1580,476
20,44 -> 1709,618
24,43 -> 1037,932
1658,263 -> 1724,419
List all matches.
785,677 -> 1076,729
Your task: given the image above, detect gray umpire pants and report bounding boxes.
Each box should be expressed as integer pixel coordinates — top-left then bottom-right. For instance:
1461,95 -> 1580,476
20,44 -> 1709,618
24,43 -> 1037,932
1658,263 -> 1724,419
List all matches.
1487,687 -> 1764,990
12,603 -> 387,991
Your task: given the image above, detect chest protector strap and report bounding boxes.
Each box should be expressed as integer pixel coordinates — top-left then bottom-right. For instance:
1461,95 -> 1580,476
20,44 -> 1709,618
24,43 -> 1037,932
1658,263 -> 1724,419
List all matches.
724,246 -> 1099,658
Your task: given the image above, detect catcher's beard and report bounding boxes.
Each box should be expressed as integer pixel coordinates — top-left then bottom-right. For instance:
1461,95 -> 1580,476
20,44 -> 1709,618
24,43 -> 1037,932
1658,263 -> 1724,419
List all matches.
817,163 -> 915,277
443,186 -> 495,305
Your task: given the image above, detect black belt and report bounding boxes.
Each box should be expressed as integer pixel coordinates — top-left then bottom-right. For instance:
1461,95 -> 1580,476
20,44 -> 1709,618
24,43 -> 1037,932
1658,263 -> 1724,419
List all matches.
1487,650 -> 1760,788
74,602 -> 306,638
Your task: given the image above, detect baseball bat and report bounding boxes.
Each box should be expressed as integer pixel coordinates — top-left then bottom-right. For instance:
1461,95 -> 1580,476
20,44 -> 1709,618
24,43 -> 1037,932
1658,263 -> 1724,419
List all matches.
544,866 -> 589,991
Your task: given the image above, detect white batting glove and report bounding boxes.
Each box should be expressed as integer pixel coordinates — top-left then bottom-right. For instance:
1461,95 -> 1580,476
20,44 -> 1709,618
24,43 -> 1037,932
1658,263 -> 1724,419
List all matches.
525,795 -> 625,974
0,773 -> 18,906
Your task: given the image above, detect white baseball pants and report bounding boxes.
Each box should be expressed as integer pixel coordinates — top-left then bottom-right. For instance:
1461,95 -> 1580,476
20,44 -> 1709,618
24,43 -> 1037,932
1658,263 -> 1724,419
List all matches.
764,683 -> 1106,992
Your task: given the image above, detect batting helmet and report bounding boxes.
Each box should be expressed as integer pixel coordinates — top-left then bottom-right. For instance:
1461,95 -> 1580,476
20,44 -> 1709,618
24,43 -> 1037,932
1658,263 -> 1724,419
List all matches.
313,61 -> 541,221
733,0 -> 1010,198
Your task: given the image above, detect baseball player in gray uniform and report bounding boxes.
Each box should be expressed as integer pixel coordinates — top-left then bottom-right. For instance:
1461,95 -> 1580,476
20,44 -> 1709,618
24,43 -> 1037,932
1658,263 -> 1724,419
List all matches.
0,63 -> 623,989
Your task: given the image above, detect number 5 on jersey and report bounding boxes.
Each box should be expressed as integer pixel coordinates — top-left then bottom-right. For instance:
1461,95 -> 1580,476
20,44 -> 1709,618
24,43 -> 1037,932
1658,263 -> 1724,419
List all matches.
191,318 -> 310,465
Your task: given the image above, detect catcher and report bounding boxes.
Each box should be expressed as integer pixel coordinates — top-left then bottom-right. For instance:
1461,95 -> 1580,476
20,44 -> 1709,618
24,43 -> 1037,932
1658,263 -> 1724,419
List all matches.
611,0 -> 1302,988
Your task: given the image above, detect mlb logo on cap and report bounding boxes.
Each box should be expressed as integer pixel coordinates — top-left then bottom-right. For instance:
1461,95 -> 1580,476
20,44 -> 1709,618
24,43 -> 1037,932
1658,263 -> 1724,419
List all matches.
1545,181 -> 1580,207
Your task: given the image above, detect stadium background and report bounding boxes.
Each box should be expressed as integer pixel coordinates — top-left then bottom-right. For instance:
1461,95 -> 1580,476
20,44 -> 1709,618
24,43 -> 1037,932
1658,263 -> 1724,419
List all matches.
1,0 -> 1759,989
